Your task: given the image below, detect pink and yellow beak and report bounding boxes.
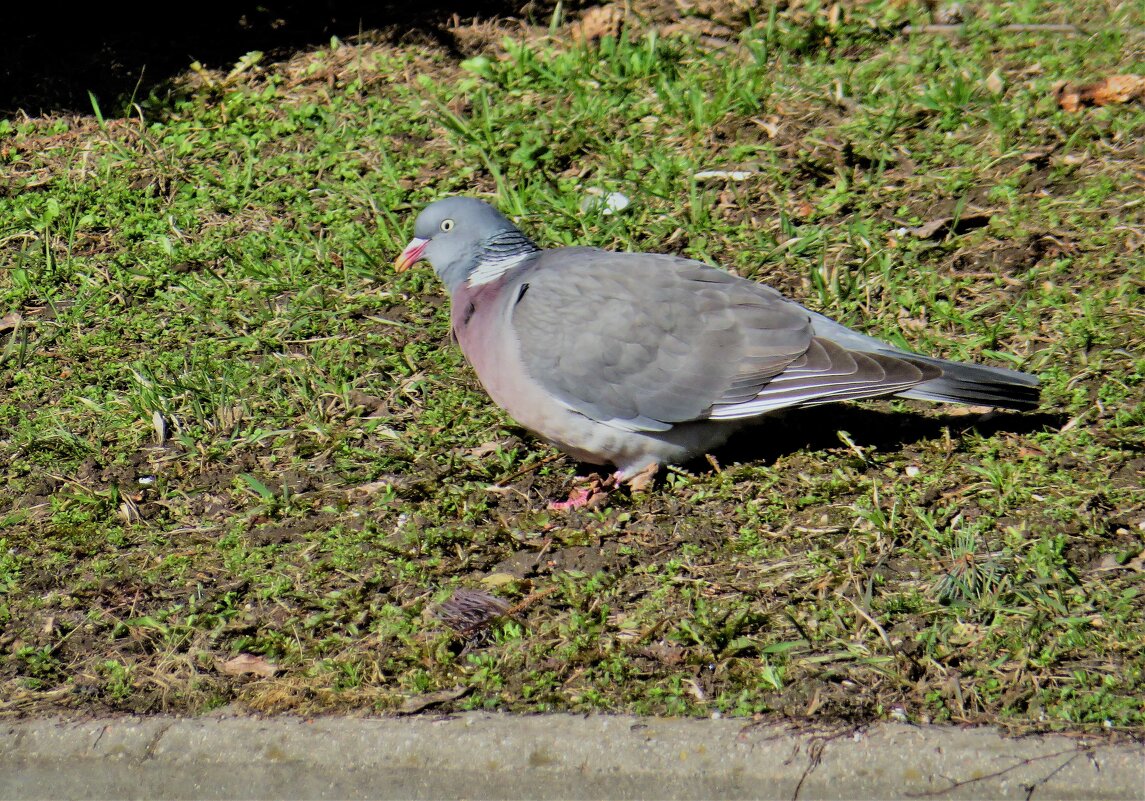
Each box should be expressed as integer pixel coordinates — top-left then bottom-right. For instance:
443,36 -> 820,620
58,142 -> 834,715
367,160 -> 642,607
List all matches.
394,237 -> 429,273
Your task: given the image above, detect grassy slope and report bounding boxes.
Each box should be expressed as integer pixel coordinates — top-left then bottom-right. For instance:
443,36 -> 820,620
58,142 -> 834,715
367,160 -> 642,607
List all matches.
0,2 -> 1142,732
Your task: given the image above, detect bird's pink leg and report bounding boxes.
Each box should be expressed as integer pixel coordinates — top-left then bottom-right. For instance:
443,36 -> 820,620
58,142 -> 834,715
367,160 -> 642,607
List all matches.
547,463 -> 660,510
548,473 -> 617,511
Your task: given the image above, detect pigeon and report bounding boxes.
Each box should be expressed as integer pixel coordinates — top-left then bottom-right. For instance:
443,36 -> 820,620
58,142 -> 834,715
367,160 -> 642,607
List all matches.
395,197 -> 1039,506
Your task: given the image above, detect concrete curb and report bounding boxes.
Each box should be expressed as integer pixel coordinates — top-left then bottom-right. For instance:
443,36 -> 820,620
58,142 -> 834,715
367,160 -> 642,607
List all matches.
1,713 -> 1141,800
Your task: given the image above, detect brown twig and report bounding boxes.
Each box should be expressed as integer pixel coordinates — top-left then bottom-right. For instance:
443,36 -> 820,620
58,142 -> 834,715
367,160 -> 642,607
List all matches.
504,585 -> 561,617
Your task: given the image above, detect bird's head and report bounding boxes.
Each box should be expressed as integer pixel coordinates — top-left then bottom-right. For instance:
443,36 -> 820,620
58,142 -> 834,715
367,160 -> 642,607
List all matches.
395,197 -> 536,293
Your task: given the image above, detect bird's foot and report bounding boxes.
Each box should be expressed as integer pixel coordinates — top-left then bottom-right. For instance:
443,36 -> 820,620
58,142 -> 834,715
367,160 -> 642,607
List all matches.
548,474 -> 616,511
548,463 -> 661,510
623,462 -> 660,494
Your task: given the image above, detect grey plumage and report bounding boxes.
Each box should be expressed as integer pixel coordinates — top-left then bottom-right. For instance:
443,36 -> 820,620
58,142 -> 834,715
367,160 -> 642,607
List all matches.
396,197 -> 1039,485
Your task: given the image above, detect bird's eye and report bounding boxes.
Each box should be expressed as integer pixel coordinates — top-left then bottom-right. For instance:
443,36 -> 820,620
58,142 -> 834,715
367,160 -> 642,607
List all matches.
440,219 -> 454,232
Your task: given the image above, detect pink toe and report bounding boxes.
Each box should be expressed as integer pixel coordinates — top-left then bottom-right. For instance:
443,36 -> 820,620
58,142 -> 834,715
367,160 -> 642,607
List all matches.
548,487 -> 595,510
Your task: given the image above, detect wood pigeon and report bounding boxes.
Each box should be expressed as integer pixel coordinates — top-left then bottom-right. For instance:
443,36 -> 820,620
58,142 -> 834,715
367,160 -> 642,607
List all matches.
396,197 -> 1039,506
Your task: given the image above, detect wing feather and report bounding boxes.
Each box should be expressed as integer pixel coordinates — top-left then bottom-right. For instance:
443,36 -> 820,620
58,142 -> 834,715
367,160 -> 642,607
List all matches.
509,249 -> 938,430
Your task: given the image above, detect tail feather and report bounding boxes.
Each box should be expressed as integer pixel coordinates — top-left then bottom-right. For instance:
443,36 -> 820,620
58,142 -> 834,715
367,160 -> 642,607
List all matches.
892,353 -> 1040,411
804,309 -> 1041,412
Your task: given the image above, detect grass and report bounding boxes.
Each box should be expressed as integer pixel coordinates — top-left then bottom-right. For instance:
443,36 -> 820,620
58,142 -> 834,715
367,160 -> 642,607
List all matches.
0,1 -> 1143,734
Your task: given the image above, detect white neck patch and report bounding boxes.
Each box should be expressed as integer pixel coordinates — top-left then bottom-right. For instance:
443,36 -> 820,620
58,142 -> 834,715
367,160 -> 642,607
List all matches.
466,251 -> 534,287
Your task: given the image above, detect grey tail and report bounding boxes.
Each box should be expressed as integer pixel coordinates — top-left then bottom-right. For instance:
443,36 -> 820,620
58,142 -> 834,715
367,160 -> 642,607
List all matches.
893,354 -> 1041,411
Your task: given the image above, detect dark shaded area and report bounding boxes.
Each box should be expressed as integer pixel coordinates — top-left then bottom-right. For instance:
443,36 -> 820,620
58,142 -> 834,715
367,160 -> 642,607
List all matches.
710,404 -> 1062,471
0,2 -> 559,117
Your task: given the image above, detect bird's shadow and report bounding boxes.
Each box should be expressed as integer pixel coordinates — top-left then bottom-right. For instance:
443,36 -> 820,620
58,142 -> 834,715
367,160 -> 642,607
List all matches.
707,403 -> 1062,472
548,404 -> 1062,490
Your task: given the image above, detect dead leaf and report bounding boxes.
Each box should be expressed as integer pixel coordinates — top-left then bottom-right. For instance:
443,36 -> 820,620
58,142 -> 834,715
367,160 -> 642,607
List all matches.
346,389 -> 387,417
572,5 -> 623,44
397,686 -> 471,714
642,641 -> 687,665
1056,89 -> 1081,112
1087,74 -> 1145,104
345,480 -> 394,500
1057,74 -> 1145,112
215,404 -> 245,430
217,653 -> 278,678
0,312 -> 22,333
985,69 -> 1005,96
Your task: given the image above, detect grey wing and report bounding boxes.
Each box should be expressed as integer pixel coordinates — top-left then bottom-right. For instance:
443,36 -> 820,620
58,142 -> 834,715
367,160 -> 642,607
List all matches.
510,249 -> 935,431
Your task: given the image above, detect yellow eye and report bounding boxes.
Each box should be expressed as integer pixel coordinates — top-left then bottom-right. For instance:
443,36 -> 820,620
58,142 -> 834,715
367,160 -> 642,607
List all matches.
440,219 -> 454,232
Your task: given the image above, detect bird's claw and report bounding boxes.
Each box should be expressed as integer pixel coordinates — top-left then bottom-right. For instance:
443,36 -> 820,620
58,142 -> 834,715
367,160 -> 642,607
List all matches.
624,463 -> 660,494
548,464 -> 661,510
548,473 -> 617,511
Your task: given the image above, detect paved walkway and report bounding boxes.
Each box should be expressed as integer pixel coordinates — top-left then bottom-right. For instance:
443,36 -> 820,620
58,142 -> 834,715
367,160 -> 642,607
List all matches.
1,713 -> 1141,799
